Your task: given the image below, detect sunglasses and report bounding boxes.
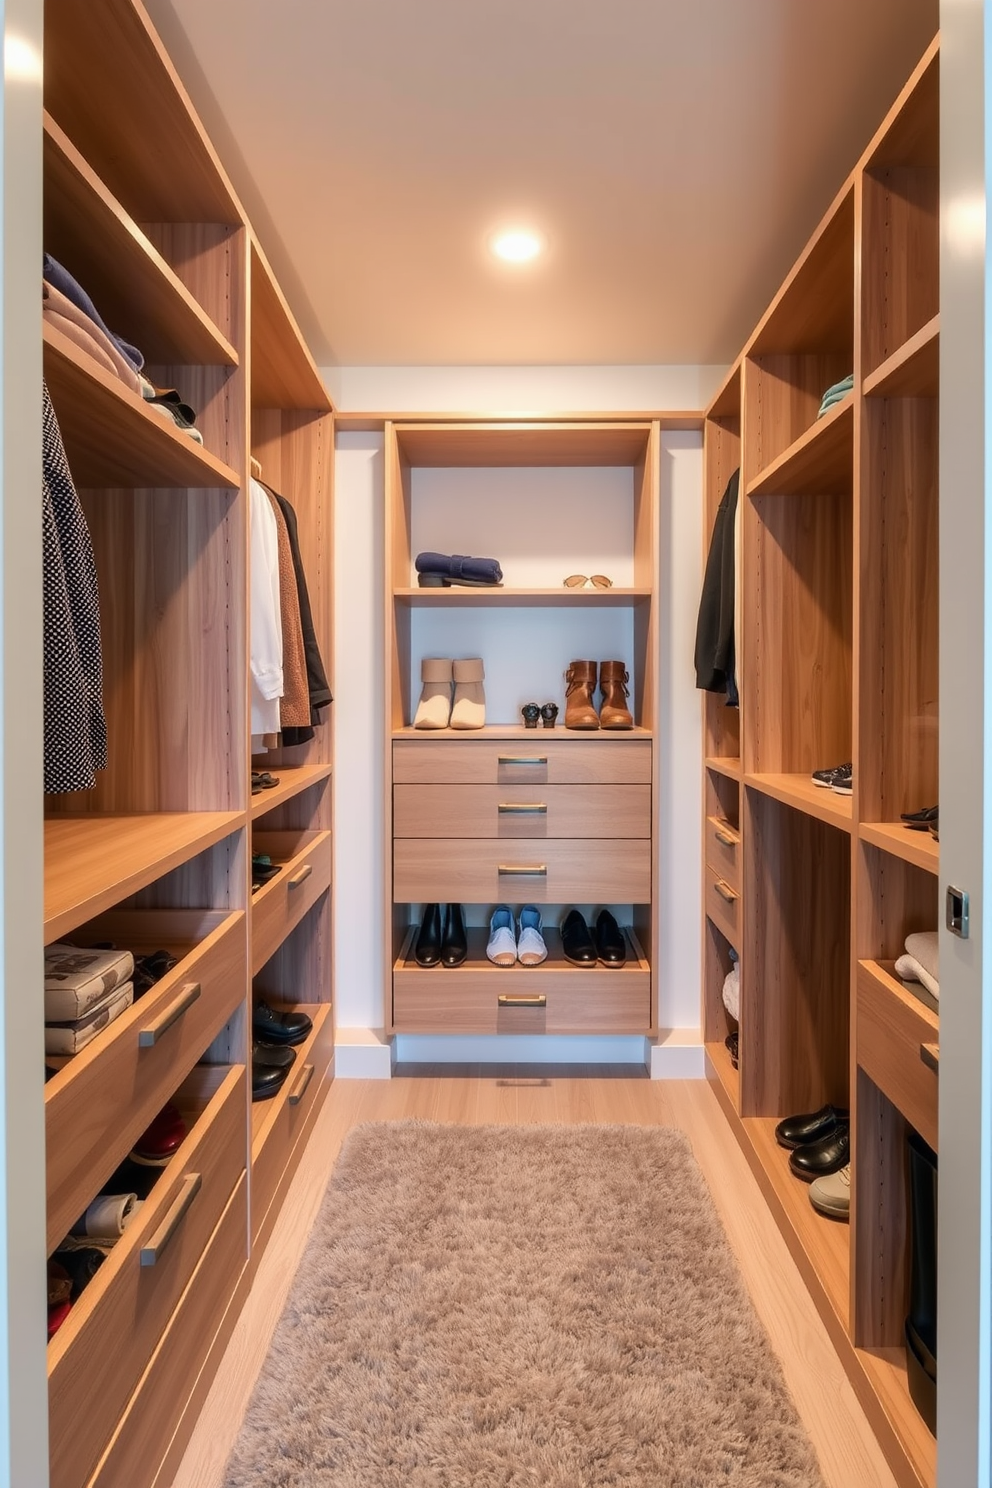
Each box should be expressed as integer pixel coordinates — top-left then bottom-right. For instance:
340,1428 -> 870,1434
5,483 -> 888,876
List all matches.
563,574 -> 613,589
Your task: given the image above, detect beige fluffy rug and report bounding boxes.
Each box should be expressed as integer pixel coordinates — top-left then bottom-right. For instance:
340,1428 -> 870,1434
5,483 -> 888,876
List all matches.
224,1123 -> 825,1487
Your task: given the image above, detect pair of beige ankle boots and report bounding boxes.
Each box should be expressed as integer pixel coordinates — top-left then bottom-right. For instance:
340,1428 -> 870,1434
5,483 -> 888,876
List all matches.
414,657 -> 485,730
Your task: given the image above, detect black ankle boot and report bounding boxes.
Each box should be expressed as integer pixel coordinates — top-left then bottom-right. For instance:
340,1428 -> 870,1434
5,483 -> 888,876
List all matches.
441,903 -> 467,967
414,903 -> 442,967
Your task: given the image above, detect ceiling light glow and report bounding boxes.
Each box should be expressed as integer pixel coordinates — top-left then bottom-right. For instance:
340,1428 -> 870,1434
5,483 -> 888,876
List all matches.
490,229 -> 544,263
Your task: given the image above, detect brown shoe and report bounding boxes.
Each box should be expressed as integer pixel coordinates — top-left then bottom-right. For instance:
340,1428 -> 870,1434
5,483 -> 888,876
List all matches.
564,661 -> 599,729
599,661 -> 634,729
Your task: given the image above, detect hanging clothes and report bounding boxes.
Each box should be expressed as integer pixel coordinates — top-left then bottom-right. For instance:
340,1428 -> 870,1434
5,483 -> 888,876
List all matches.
264,488 -> 311,729
43,381 -> 107,793
694,468 -> 739,703
249,478 -> 283,745
266,485 -> 332,724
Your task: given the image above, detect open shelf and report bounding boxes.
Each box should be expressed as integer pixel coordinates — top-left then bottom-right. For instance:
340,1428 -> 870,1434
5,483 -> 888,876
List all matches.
859,1347 -> 937,1488
44,812 -> 243,943
394,586 -> 651,607
249,238 -> 332,411
745,398 -> 853,498
250,1003 -> 331,1145
43,322 -> 240,489
704,756 -> 742,782
705,1038 -> 740,1109
393,422 -> 653,467
250,763 -> 333,821
392,724 -> 654,741
745,773 -> 853,830
44,114 -> 238,370
860,822 -> 938,875
864,317 -> 939,399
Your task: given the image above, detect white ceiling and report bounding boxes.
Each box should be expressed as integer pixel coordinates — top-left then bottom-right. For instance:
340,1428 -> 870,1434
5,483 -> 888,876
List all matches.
145,0 -> 938,370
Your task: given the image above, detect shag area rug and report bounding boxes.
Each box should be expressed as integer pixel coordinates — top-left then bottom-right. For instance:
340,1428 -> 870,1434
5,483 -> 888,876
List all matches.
224,1123 -> 826,1487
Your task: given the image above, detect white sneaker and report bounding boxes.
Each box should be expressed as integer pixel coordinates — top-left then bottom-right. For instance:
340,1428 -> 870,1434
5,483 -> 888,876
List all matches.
809,1163 -> 851,1220
487,905 -> 517,966
516,905 -> 547,966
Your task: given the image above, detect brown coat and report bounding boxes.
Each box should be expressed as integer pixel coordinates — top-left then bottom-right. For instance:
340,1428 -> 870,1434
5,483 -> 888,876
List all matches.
265,489 -> 310,728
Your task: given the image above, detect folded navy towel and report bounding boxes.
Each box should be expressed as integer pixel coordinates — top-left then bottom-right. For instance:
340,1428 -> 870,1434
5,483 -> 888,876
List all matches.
415,551 -> 503,585
43,253 -> 145,372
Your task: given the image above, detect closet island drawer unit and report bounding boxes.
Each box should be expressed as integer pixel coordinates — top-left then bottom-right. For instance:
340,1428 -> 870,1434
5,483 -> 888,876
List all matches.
45,909 -> 245,1254
857,960 -> 938,1152
251,829 -> 331,974
48,1065 -> 247,1488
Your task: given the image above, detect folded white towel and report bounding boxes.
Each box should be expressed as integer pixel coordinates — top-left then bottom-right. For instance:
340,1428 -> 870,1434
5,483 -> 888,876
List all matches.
904,930 -> 938,986
722,962 -> 740,1021
895,952 -> 939,1002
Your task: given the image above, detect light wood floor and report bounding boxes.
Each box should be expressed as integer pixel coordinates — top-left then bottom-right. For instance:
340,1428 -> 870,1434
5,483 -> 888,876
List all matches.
173,1073 -> 898,1488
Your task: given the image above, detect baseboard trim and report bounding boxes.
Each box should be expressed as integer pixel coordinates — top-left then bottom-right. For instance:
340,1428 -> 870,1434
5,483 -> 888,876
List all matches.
392,1034 -> 650,1065
334,1028 -> 395,1079
649,1030 -> 706,1079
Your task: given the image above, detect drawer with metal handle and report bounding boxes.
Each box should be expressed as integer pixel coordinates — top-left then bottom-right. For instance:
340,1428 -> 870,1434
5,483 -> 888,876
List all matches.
857,960 -> 938,1152
393,737 -> 652,785
251,829 -> 332,974
394,837 -> 651,903
394,783 -> 651,839
704,814 -> 741,893
705,865 -> 740,950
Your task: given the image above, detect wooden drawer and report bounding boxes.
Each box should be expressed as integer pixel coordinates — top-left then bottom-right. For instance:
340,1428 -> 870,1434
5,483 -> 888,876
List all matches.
705,865 -> 740,949
252,829 -> 331,975
394,783 -> 651,839
858,960 -> 938,1151
251,1003 -> 335,1249
704,815 -> 740,893
49,1065 -> 246,1488
393,838 -> 652,903
87,1175 -> 248,1488
393,737 -> 651,785
45,909 -> 245,1255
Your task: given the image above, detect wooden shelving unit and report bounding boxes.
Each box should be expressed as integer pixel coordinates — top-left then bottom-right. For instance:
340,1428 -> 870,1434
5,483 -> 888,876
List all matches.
393,585 -> 652,607
700,34 -> 940,1488
250,762 -> 333,820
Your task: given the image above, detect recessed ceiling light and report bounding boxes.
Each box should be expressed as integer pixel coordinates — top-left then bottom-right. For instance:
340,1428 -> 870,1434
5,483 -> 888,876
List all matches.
489,228 -> 544,263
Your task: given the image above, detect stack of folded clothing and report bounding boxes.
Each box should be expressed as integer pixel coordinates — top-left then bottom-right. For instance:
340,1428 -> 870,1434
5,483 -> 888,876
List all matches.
44,944 -> 134,1055
816,373 -> 854,419
415,551 -> 503,587
895,930 -> 939,1003
49,1181 -> 144,1339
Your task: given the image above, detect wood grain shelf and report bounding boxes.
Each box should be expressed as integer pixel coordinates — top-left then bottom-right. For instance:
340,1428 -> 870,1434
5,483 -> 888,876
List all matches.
858,1347 -> 937,1488
44,114 -> 239,370
746,397 -> 854,498
250,764 -> 333,821
250,238 -> 332,411
744,773 -> 853,831
704,756 -> 742,782
859,822 -> 939,874
393,925 -> 649,978
394,422 -> 654,467
393,586 -> 651,607
43,322 -> 241,489
44,811 -> 244,943
704,1038 -> 740,1110
391,724 -> 654,741
864,316 -> 939,399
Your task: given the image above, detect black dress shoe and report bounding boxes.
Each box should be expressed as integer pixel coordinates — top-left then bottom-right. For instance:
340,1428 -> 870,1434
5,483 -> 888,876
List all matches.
252,1059 -> 288,1101
253,1002 -> 312,1046
441,903 -> 467,968
789,1124 -> 850,1182
561,909 -> 596,966
775,1103 -> 849,1151
253,1039 -> 297,1069
901,804 -> 939,829
595,909 -> 626,967
414,903 -> 442,967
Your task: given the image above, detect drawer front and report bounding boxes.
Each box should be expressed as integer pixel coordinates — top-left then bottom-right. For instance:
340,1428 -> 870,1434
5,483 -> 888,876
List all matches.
393,738 -> 651,785
704,815 -> 740,893
88,1176 -> 248,1488
393,971 -> 651,1034
394,783 -> 651,840
705,865 -> 740,950
45,911 -> 245,1255
251,829 -> 331,975
393,839 -> 652,904
49,1066 -> 247,1488
251,1004 -> 335,1247
857,964 -> 938,1151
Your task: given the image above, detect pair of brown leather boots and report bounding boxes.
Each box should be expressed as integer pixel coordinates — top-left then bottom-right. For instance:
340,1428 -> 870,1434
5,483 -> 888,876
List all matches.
564,660 -> 633,729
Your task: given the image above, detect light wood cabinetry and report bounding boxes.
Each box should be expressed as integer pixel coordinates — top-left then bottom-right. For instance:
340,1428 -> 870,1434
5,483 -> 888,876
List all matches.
40,0 -> 334,1482
384,423 -> 660,1036
701,35 -> 939,1488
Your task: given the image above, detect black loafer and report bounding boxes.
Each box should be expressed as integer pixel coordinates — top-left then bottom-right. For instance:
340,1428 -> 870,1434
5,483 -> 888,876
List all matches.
775,1103 -> 849,1151
414,903 -> 442,967
789,1124 -> 850,1182
561,909 -> 596,966
441,903 -> 467,968
252,1060 -> 288,1101
253,1002 -> 312,1046
595,909 -> 626,967
901,803 -> 939,828
253,1039 -> 297,1069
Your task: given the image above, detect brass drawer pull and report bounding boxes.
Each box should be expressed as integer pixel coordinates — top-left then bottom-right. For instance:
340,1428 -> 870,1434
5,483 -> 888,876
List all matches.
497,756 -> 547,766
498,864 -> 547,876
140,1172 -> 201,1267
498,803 -> 548,814
498,994 -> 547,1008
288,864 -> 313,889
713,879 -> 738,904
288,1062 -> 315,1105
920,1042 -> 939,1074
714,825 -> 739,847
138,982 -> 201,1048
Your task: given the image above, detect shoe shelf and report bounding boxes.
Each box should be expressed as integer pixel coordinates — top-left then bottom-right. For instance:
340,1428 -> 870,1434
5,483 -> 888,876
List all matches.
863,316 -> 939,400
43,323 -> 241,490
857,1348 -> 937,1488
743,773 -> 853,831
250,829 -> 331,975
43,812 -> 244,944
391,724 -> 654,742
859,821 -> 938,875
704,1038 -> 739,1110
393,586 -> 652,608
745,397 -> 854,499
250,763 -> 333,821
704,755 -> 742,782
44,114 -> 239,370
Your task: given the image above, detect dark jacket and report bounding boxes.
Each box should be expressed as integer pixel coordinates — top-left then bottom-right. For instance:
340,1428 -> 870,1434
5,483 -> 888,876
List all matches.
694,468 -> 739,701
